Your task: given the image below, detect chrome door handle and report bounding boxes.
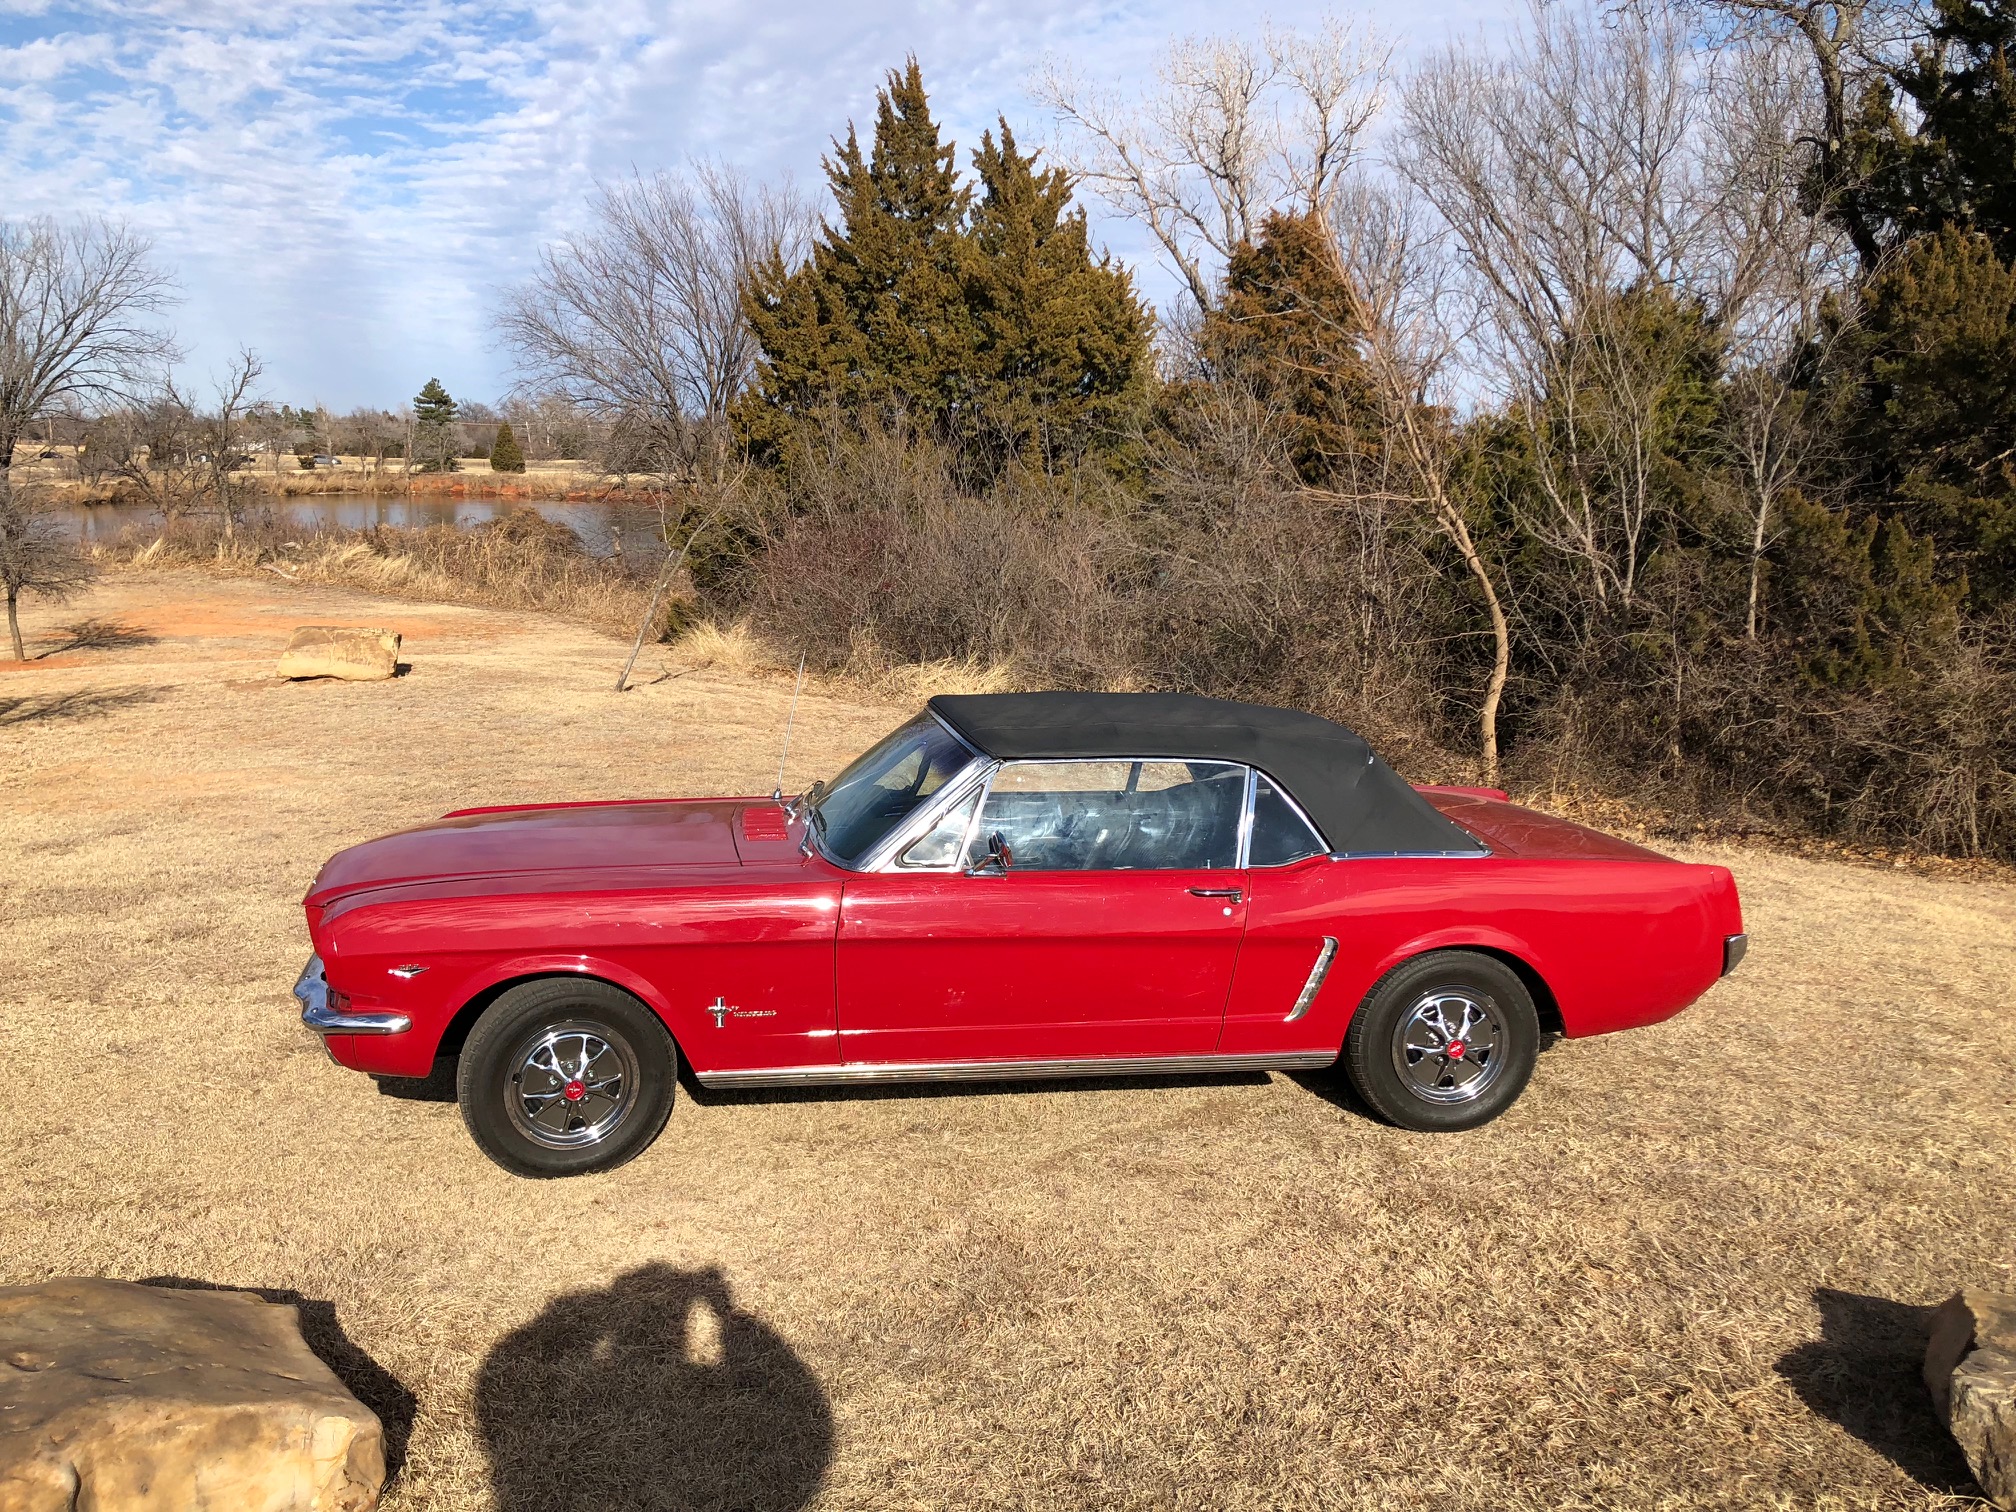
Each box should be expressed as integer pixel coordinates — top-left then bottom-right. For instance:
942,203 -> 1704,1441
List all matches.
1188,887 -> 1243,901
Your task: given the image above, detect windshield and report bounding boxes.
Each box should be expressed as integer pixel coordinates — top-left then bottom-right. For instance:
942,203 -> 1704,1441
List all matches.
811,713 -> 977,868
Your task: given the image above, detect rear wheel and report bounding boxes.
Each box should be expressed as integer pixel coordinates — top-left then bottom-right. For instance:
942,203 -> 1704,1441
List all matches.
1342,951 -> 1540,1132
457,978 -> 677,1177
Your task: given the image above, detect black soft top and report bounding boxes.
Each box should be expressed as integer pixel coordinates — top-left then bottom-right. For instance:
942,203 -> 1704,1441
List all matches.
927,692 -> 1486,857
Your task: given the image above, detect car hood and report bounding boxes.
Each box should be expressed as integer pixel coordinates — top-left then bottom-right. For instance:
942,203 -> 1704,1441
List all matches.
306,798 -> 786,904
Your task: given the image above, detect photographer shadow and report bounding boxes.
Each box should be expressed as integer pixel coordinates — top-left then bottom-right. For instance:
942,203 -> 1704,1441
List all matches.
476,1263 -> 832,1512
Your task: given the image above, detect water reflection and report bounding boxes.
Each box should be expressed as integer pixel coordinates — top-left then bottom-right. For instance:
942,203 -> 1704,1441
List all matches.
52,495 -> 662,559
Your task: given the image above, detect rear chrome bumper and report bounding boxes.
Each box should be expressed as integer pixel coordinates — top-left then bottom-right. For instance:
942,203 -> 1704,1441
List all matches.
293,954 -> 411,1035
1722,934 -> 1749,977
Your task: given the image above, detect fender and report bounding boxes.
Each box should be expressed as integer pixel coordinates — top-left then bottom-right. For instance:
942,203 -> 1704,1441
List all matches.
451,953 -> 680,1028
1356,924 -> 1551,1004
1329,924 -> 1554,1036
326,953 -> 682,1079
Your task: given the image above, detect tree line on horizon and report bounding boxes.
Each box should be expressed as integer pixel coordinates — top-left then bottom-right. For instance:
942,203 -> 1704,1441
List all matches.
3,0 -> 2013,858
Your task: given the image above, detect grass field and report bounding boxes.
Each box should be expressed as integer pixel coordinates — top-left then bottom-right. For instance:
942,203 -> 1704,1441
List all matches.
2,571 -> 2010,1511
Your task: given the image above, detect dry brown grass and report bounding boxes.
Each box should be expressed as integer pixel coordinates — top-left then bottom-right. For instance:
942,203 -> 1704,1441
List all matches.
2,570 -> 2011,1512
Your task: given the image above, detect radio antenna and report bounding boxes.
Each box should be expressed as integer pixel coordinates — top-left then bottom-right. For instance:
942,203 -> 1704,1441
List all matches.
772,652 -> 808,803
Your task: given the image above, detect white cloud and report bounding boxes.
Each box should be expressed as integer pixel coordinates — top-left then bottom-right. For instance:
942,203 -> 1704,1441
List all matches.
1,0 -> 1510,407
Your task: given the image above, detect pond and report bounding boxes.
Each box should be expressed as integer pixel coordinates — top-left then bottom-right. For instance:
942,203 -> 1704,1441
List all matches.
50,495 -> 667,559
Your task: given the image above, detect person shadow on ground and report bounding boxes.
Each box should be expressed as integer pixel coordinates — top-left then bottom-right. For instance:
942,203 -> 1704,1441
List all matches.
475,1263 -> 833,1512
1775,1287 -> 1977,1496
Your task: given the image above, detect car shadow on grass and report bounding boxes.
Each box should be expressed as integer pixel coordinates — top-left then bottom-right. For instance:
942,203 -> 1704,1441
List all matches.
476,1264 -> 832,1512
1775,1287 -> 1977,1495
138,1277 -> 417,1484
374,1058 -> 458,1102
379,1059 -> 1278,1111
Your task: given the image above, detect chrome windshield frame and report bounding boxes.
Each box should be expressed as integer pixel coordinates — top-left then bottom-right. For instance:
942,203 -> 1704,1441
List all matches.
808,710 -> 990,874
859,756 -> 998,872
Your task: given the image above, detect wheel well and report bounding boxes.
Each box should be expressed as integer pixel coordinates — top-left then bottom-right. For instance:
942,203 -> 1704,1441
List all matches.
1467,947 -> 1564,1037
435,972 -> 674,1060
1350,945 -> 1565,1040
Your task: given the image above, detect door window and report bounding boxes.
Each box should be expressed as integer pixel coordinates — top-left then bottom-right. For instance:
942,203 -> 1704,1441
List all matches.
973,760 -> 1246,871
1248,771 -> 1327,866
896,787 -> 983,868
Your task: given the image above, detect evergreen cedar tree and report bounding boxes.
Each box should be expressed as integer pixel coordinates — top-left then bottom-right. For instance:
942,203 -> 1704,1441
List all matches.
1192,209 -> 1380,487
489,419 -> 526,473
412,377 -> 460,474
1821,0 -> 2016,609
1847,0 -> 2016,262
734,59 -> 1151,471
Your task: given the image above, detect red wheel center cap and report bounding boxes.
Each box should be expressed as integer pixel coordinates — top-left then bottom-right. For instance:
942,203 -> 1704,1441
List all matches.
1447,1040 -> 1467,1060
562,1079 -> 587,1102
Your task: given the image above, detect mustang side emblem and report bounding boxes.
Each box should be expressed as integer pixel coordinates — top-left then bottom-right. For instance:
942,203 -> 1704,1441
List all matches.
708,996 -> 777,1028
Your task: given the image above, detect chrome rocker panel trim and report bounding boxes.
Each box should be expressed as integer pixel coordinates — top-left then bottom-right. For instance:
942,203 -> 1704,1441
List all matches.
695,1050 -> 1338,1089
293,954 -> 411,1036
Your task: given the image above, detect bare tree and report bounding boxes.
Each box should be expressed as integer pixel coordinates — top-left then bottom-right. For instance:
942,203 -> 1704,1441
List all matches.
499,163 -> 812,482
0,476 -> 96,661
0,218 -> 178,472
198,349 -> 265,539
337,408 -> 403,476
100,386 -> 203,523
1705,40 -> 1852,637
1035,20 -> 1391,313
1665,0 -> 1920,272
1327,182 -> 1516,784
1399,2 -> 1815,626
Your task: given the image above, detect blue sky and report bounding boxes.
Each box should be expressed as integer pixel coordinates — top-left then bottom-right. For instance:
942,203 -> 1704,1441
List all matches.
1,0 -> 1505,409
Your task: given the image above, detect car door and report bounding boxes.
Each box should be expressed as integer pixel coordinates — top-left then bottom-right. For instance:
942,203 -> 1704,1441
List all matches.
836,759 -> 1250,1065
1216,771 -> 1347,1055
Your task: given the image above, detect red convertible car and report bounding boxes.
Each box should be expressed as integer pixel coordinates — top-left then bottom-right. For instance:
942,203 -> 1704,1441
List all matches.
295,692 -> 1746,1176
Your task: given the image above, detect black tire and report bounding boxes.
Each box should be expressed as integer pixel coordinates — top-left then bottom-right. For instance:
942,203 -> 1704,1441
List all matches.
1342,950 -> 1540,1132
457,978 -> 678,1177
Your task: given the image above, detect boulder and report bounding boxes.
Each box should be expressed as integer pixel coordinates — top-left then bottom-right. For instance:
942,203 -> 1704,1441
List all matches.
277,627 -> 400,682
0,1277 -> 385,1511
1926,1289 -> 2016,1508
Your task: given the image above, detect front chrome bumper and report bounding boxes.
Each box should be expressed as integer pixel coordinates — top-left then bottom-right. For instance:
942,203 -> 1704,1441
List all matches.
293,954 -> 411,1035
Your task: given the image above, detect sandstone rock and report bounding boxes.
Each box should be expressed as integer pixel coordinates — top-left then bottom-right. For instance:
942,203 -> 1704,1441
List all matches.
1926,1289 -> 2016,1509
0,1277 -> 385,1511
277,626 -> 400,682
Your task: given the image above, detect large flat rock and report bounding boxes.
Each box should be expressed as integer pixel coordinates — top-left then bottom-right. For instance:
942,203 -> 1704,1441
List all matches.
276,626 -> 400,681
0,1277 -> 384,1511
1927,1289 -> 2016,1508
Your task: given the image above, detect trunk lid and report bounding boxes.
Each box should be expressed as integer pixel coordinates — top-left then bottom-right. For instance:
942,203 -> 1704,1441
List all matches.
1416,788 -> 1671,862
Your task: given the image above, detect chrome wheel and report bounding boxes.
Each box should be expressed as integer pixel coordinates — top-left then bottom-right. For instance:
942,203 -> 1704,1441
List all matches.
504,1020 -> 639,1150
1390,988 -> 1506,1105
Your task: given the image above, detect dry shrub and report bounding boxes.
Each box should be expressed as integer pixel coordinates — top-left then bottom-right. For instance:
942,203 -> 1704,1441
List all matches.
741,454 -> 1129,685
732,415 -> 1459,772
673,620 -> 782,677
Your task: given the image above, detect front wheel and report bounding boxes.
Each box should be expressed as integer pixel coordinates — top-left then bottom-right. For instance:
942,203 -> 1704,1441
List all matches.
1342,950 -> 1540,1132
457,978 -> 677,1177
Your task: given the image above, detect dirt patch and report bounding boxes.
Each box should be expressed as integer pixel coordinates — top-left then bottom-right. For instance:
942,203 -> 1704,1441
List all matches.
2,572 -> 2011,1511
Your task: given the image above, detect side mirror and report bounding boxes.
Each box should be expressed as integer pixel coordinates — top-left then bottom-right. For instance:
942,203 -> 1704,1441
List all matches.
967,830 -> 1014,876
